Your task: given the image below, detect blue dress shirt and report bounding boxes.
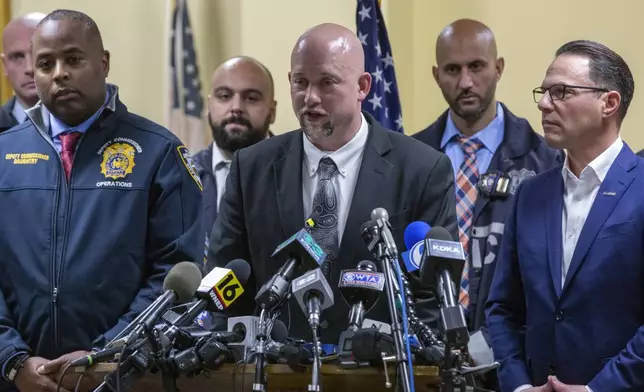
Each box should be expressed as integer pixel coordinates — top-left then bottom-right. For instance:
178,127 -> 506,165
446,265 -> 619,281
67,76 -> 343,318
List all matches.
440,102 -> 505,178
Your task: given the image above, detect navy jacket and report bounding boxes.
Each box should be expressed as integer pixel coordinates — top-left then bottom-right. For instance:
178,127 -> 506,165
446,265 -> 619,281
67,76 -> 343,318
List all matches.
0,85 -> 203,367
413,103 -> 563,333
637,149 -> 644,158
0,97 -> 19,134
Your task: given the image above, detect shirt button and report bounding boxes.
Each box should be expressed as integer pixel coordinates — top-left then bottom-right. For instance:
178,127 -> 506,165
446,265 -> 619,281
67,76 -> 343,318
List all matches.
548,364 -> 556,375
555,310 -> 564,321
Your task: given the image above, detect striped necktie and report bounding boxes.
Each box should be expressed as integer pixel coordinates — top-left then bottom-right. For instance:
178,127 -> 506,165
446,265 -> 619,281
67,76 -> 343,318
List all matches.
455,136 -> 483,310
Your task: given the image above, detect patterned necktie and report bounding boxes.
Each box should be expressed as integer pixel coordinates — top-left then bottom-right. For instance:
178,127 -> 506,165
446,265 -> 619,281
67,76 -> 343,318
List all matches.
455,136 -> 483,310
308,157 -> 339,277
60,131 -> 82,182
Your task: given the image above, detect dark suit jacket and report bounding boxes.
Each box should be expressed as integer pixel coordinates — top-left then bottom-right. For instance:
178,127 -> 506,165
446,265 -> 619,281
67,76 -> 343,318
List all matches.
413,103 -> 563,334
637,148 -> 644,158
0,97 -> 19,134
486,144 -> 644,391
192,132 -> 276,253
208,112 -> 457,343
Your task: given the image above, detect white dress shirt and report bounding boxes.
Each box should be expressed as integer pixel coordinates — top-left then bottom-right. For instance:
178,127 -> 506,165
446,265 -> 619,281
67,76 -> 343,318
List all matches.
513,136 -> 623,392
211,144 -> 231,212
211,134 -> 271,212
11,99 -> 28,124
302,114 -> 369,246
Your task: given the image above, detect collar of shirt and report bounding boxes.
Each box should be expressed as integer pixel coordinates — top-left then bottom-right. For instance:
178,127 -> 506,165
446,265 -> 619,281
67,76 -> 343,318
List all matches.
11,98 -> 28,124
303,113 -> 369,178
561,136 -> 624,186
211,143 -> 231,173
211,133 -> 272,173
440,102 -> 505,152
48,87 -> 112,138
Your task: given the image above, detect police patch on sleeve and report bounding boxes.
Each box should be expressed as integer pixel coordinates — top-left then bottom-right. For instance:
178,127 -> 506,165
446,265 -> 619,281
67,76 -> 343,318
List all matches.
177,146 -> 203,191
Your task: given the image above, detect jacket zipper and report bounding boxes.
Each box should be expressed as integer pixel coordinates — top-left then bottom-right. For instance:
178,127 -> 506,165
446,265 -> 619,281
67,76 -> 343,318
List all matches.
52,135 -> 85,349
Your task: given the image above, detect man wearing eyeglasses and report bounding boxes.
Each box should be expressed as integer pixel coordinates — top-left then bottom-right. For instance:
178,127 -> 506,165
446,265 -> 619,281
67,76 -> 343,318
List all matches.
486,40 -> 644,392
413,19 -> 561,388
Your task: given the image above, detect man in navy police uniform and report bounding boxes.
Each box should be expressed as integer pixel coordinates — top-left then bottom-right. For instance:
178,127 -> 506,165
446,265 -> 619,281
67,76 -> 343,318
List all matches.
0,10 -> 202,391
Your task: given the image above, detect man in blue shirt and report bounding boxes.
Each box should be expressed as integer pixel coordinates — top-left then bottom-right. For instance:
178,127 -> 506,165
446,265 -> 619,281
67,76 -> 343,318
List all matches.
413,18 -> 561,389
0,9 -> 203,391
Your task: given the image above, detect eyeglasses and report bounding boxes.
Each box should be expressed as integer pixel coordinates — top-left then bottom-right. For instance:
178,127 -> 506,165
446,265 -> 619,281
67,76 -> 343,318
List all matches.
532,84 -> 609,103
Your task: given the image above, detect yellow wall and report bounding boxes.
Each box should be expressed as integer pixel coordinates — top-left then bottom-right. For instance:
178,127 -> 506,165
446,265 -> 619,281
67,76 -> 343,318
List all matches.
12,0 -> 644,151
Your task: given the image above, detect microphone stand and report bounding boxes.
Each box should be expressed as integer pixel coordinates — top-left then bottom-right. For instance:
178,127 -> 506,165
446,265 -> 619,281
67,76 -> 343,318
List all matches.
252,308 -> 270,392
374,242 -> 412,392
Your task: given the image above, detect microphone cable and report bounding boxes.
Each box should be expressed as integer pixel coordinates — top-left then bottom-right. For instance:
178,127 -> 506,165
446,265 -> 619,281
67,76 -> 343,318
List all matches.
392,256 -> 415,392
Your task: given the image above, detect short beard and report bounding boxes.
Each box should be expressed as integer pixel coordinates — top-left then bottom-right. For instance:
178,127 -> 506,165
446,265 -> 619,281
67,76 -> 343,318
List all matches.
300,116 -> 334,138
448,88 -> 496,124
209,114 -> 270,153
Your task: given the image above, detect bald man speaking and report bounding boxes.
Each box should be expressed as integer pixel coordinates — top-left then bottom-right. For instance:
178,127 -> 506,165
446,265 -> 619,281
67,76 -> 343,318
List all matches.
208,23 -> 457,343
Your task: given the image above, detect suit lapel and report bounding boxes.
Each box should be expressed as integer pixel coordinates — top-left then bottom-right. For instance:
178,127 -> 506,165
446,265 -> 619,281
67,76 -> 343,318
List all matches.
341,118 -> 393,262
562,146 -> 637,293
273,132 -> 305,239
544,171 -> 564,297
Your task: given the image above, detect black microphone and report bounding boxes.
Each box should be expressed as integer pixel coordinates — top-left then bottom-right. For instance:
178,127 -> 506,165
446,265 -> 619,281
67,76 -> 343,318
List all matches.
161,259 -> 252,340
124,262 -> 203,346
338,260 -> 384,331
419,226 -> 468,349
255,228 -> 326,311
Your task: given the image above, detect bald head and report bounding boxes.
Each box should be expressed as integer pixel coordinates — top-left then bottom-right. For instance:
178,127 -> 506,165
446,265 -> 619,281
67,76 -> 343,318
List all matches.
432,19 -> 504,130
212,56 -> 274,99
2,12 -> 45,48
289,23 -> 371,150
291,23 -> 365,74
436,19 -> 497,64
2,12 -> 46,107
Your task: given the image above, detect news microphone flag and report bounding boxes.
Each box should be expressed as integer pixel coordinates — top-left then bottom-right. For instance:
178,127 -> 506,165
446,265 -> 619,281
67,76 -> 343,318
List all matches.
356,0 -> 404,133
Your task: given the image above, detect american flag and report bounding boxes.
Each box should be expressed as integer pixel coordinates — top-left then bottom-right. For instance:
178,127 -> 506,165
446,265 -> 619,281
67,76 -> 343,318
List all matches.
356,0 -> 404,133
169,0 -> 206,152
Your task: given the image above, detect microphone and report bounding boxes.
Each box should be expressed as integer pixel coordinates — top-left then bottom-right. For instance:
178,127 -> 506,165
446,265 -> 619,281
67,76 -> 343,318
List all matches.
292,268 -> 334,331
401,221 -> 431,273
419,227 -> 468,348
370,208 -> 399,256
163,259 -> 252,337
255,228 -> 326,311
338,260 -> 385,331
124,262 -> 203,346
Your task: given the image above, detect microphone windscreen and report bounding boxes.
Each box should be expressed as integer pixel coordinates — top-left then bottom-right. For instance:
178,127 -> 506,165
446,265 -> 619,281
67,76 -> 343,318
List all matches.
357,260 -> 377,272
359,220 -> 377,234
270,319 -> 288,343
370,207 -> 389,221
224,259 -> 252,284
426,226 -> 453,241
163,262 -> 203,302
403,221 -> 431,250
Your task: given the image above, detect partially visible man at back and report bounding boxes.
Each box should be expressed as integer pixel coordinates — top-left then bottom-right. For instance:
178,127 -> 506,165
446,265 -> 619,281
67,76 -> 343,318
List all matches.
193,56 -> 276,263
0,12 -> 45,132
414,18 -> 561,335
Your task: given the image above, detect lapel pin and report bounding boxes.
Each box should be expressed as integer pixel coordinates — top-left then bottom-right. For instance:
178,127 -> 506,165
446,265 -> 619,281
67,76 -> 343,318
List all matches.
602,191 -> 616,196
